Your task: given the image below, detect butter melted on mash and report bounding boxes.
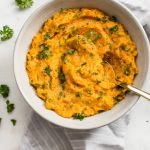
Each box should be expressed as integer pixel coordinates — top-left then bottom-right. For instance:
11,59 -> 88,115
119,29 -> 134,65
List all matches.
26,8 -> 138,118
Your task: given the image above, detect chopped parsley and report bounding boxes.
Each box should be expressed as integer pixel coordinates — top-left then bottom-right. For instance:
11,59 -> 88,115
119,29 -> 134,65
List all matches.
109,25 -> 119,32
44,32 -> 50,40
6,100 -> 15,113
111,16 -> 117,22
0,84 -> 16,126
0,26 -> 14,41
124,67 -> 130,76
117,82 -> 127,90
44,66 -> 51,76
0,84 -> 9,98
10,119 -> 16,126
59,91 -> 63,96
113,95 -> 123,102
67,49 -> 76,55
68,33 -> 72,39
47,98 -> 52,102
101,16 -> 108,23
58,24 -> 65,30
76,92 -> 82,98
90,53 -> 94,58
58,67 -> 65,89
81,62 -> 87,66
107,42 -> 112,49
15,0 -> 33,9
96,80 -> 101,84
97,91 -> 105,100
93,34 -> 102,43
86,30 -> 95,39
49,80 -> 52,89
121,44 -> 130,51
73,113 -> 85,121
113,92 -> 126,102
73,13 -> 81,18
61,53 -> 67,64
98,110 -> 105,113
95,16 -> 101,21
39,44 -> 49,51
37,51 -> 48,59
86,89 -> 92,95
82,38 -> 86,44
37,45 -> 50,60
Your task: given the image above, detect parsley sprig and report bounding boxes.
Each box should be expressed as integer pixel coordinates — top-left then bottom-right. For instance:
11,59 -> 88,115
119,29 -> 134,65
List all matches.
0,26 -> 14,41
0,84 -> 16,126
15,0 -> 33,9
6,100 -> 15,113
73,113 -> 85,121
11,119 -> 17,126
0,84 -> 9,98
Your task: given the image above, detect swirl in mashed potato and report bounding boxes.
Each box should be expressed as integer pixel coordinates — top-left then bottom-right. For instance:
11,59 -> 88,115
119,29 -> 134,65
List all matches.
26,8 -> 138,118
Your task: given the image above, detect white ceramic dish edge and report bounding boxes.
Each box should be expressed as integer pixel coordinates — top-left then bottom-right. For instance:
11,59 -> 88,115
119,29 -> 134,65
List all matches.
14,0 -> 150,129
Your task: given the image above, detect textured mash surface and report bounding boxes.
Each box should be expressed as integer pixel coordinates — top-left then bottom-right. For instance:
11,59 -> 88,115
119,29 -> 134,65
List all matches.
26,8 -> 138,118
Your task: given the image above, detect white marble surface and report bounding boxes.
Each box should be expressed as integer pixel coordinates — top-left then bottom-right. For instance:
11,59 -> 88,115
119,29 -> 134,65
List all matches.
0,0 -> 150,150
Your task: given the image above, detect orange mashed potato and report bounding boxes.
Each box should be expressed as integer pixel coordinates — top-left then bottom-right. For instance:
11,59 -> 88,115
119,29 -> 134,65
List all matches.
26,8 -> 138,118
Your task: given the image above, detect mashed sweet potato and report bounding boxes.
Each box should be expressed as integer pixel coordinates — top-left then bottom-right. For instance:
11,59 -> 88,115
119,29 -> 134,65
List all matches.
26,8 -> 138,118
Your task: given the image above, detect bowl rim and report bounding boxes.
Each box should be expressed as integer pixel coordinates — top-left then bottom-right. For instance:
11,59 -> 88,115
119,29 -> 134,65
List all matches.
13,0 -> 150,130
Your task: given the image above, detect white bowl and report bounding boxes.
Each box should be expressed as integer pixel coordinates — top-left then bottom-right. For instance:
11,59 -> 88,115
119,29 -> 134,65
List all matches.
14,0 -> 150,129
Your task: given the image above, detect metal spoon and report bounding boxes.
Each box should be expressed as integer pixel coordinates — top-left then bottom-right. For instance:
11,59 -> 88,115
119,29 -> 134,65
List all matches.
104,61 -> 150,100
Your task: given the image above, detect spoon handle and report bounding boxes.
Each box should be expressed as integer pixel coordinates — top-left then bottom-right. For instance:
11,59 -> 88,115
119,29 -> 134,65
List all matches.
127,85 -> 150,100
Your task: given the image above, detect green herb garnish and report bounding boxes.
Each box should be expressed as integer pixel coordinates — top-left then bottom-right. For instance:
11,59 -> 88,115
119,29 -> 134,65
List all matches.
6,100 -> 15,113
73,13 -> 81,18
68,33 -> 72,39
95,17 -> 101,21
76,92 -> 82,98
90,53 -> 94,59
15,0 -> 33,9
44,32 -> 50,40
124,67 -> 130,76
37,45 -> 49,60
113,92 -> 126,102
58,67 -> 65,89
117,83 -> 127,90
109,25 -> 119,32
10,119 -> 16,126
61,53 -> 67,64
93,34 -> 102,43
86,31 -> 95,39
0,26 -> 14,41
74,113 -> 85,121
106,42 -> 112,49
81,62 -> 87,66
44,66 -> 51,76
98,110 -> 105,113
96,80 -> 101,84
39,44 -> 49,51
0,84 -> 9,98
68,49 -> 76,55
111,16 -> 117,22
97,91 -> 105,100
49,80 -> 52,89
59,91 -> 63,96
37,51 -> 48,59
101,16 -> 108,23
58,24 -> 65,30
121,45 -> 130,51
86,89 -> 92,95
